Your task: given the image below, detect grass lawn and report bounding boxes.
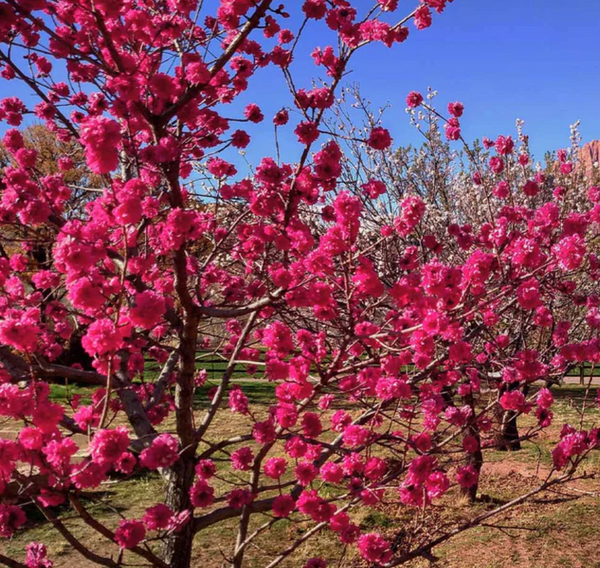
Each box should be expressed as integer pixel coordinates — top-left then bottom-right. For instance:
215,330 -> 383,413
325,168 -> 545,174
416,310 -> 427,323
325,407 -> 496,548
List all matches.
2,377 -> 600,567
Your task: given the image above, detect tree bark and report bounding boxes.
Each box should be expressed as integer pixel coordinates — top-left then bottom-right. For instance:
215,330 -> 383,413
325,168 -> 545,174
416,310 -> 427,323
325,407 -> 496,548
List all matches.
161,455 -> 197,568
461,392 -> 483,502
493,382 -> 523,451
493,402 -> 520,452
493,408 -> 521,451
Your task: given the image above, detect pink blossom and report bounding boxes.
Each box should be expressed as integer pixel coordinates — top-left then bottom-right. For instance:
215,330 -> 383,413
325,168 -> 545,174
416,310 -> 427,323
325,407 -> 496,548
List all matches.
190,479 -> 215,508
295,461 -> 319,485
0,317 -> 39,353
320,462 -> 344,484
231,446 -> 254,471
130,291 -> 166,329
0,504 -> 26,537
302,0 -> 327,19
537,388 -> 554,410
42,438 -> 77,471
114,519 -> 145,549
68,277 -> 105,312
272,494 -> 295,517
244,103 -> 264,123
456,465 -> 479,489
523,180 -> 540,196
264,457 -> 287,479
25,542 -> 52,568
273,109 -> 289,125
252,419 -> 277,444
352,257 -> 384,298
494,180 -> 510,198
462,436 -> 480,453
140,434 -> 179,470
426,470 -> 450,499
367,127 -> 392,150
195,459 -> 216,479
0,439 -> 19,479
81,319 -> 124,357
227,386 -> 248,414
73,405 -> 99,430
414,5 -> 432,29
447,101 -> 464,117
90,427 -> 130,468
406,90 -> 423,108
517,278 -> 542,310
116,453 -> 136,474
19,427 -> 43,451
445,117 -> 461,140
495,135 -> 514,155
143,504 -> 173,531
364,457 -> 387,480
378,0 -> 398,10
342,424 -> 370,448
489,156 -> 504,174
357,533 -> 392,563
297,490 -> 335,522
500,390 -> 526,412
262,321 -> 294,355
553,235 -> 586,271
294,121 -> 320,144
395,195 -> 426,236
80,116 -> 121,174
187,60 -> 210,84
32,400 -> 63,434
227,488 -> 254,508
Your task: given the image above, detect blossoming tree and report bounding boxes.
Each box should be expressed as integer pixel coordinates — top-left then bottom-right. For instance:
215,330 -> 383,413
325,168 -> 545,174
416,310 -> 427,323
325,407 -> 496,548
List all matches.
0,1 -> 599,567
328,87 -> 600,460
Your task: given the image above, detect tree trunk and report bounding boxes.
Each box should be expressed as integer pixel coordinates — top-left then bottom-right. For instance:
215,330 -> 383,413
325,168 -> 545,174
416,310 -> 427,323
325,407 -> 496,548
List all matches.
461,393 -> 483,502
493,405 -> 521,451
161,456 -> 197,568
493,382 -> 523,451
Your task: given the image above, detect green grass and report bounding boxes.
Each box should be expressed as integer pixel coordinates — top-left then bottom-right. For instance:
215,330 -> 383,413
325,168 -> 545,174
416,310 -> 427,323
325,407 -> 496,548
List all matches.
565,363 -> 600,377
15,368 -> 600,568
48,379 -> 277,408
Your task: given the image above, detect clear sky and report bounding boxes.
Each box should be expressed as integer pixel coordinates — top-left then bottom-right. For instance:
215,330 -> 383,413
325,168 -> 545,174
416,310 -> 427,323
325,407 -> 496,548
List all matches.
351,0 -> 600,160
4,0 -> 600,165
342,0 -> 600,160
219,0 -> 600,167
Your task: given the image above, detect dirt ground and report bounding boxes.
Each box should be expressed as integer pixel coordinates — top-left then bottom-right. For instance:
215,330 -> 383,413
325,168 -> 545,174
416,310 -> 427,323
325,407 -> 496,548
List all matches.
1,384 -> 600,568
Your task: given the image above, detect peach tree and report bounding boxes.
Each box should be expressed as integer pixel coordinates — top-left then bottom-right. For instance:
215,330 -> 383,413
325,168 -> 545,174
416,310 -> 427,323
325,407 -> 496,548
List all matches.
0,1 -> 599,567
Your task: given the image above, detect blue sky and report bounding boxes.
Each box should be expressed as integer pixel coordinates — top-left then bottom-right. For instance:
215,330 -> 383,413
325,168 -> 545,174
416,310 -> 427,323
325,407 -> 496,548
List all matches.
310,0 -> 600,160
4,0 -> 600,165
358,0 -> 600,159
220,0 -> 600,167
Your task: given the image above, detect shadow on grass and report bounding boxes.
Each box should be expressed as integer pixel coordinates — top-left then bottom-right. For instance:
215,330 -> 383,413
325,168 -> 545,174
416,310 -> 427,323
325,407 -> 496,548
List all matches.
194,380 -> 276,408
551,385 -> 599,406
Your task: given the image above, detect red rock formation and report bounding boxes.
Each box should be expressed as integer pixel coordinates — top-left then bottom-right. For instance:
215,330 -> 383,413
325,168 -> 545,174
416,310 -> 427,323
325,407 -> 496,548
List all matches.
578,140 -> 600,178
